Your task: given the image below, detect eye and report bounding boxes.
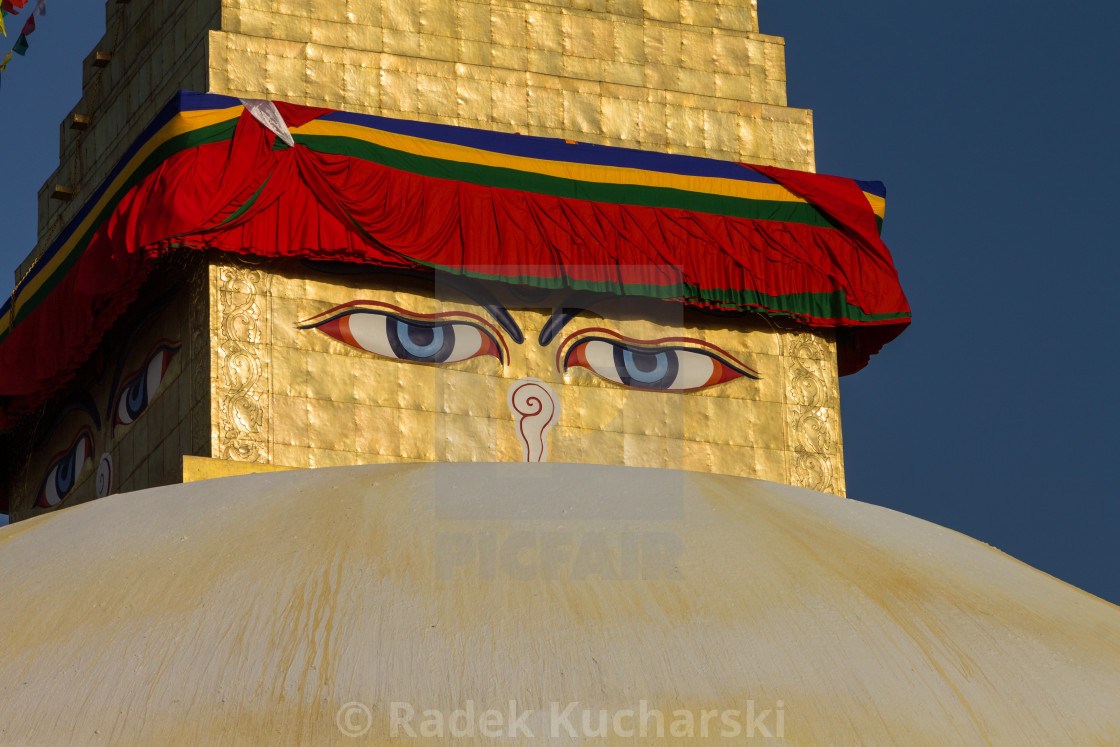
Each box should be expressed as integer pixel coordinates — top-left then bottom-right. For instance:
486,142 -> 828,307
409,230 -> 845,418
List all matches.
115,342 -> 181,427
562,336 -> 759,391
302,305 -> 504,365
37,430 -> 94,509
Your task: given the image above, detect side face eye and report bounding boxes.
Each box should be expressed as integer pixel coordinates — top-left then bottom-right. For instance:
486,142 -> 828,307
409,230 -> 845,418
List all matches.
561,334 -> 759,392
37,430 -> 94,509
300,303 -> 505,365
115,342 -> 181,428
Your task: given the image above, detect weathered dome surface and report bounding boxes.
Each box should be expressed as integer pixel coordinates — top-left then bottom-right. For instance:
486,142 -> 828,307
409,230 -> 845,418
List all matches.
1,463 -> 1118,745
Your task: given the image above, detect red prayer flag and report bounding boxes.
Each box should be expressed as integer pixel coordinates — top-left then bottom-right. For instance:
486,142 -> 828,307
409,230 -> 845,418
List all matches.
19,12 -> 32,34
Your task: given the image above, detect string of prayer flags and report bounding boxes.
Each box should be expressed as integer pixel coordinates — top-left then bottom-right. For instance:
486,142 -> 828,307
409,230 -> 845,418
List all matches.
0,0 -> 27,38
0,0 -> 30,84
0,0 -> 27,36
0,0 -> 44,91
9,0 -> 41,56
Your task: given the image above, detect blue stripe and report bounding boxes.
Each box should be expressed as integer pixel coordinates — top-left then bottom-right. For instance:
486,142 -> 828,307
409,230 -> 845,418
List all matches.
5,90 -> 887,323
318,110 -> 781,185
179,91 -> 242,112
855,179 -> 886,199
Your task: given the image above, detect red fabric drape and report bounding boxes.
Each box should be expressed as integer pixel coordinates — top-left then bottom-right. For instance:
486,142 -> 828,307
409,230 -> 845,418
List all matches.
0,106 -> 909,425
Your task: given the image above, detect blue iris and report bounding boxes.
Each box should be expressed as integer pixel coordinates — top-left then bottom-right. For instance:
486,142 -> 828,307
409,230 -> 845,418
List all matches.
55,450 -> 77,496
395,319 -> 444,357
613,345 -> 679,389
387,318 -> 456,362
621,349 -> 669,383
123,377 -> 148,421
38,434 -> 89,508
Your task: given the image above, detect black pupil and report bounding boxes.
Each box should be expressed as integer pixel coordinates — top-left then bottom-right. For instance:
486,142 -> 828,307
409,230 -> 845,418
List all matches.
407,325 -> 435,347
630,352 -> 661,373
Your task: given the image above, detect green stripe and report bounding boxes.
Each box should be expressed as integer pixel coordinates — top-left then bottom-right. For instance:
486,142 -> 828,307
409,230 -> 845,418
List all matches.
214,174 -> 270,227
324,199 -> 903,323
421,264 -> 909,324
293,133 -> 841,229
5,118 -> 901,341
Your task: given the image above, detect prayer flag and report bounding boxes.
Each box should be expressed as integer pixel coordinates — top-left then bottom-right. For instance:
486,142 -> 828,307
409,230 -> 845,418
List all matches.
12,32 -> 26,54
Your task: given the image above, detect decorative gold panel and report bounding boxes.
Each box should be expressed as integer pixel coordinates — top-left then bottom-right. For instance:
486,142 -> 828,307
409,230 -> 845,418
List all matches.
783,332 -> 844,496
212,258 -> 273,464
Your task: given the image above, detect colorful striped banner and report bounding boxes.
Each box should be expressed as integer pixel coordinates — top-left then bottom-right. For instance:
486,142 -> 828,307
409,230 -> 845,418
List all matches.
0,91 -> 908,419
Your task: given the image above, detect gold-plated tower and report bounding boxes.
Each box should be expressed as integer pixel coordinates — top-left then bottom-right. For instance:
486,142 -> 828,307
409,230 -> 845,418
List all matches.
4,1 -> 844,523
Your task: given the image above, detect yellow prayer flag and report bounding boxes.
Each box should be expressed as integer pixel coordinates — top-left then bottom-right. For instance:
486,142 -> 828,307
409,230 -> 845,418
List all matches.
0,51 -> 11,72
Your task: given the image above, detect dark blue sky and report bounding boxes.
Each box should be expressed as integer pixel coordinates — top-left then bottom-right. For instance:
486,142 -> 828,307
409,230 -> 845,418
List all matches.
765,0 -> 1120,605
2,2 -> 1118,605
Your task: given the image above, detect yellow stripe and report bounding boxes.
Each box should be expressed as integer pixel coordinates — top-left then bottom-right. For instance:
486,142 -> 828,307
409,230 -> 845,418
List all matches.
6,106 -> 244,332
5,104 -> 886,339
864,193 -> 886,219
292,119 -> 809,205
298,119 -> 884,214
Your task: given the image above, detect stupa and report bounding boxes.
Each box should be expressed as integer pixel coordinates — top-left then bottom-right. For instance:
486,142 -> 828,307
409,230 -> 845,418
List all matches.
0,0 -> 1116,744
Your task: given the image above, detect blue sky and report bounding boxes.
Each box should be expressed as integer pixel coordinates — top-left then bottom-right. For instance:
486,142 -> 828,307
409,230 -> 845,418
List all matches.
1,2 -> 1119,605
765,0 -> 1120,604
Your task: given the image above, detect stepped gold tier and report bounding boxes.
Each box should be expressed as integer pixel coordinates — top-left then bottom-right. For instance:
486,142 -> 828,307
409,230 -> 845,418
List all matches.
31,0 -> 809,271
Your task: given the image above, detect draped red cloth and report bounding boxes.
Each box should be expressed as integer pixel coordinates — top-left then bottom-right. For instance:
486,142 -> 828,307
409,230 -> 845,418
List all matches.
0,103 -> 908,425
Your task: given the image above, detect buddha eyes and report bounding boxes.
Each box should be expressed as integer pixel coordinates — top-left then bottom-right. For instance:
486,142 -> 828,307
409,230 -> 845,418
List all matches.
32,340 -> 178,509
301,303 -> 506,365
115,342 -> 181,428
300,304 -> 757,392
37,429 -> 94,509
559,332 -> 759,392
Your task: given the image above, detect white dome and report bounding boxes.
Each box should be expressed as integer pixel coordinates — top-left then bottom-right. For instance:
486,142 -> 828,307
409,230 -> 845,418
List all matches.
1,463 -> 1118,744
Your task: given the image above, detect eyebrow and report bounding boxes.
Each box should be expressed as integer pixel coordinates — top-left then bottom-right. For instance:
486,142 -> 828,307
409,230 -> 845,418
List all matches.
302,261 -> 525,344
540,294 -> 763,346
538,291 -> 621,346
